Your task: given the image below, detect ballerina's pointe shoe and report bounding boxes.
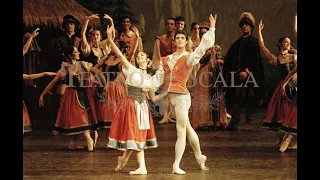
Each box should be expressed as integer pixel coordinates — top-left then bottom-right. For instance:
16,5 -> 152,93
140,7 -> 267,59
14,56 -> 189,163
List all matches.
93,131 -> 98,147
129,168 -> 147,175
196,155 -> 209,170
115,156 -> 127,171
87,138 -> 94,152
172,168 -> 186,175
279,134 -> 292,153
226,113 -> 232,119
158,118 -> 169,124
168,116 -> 176,123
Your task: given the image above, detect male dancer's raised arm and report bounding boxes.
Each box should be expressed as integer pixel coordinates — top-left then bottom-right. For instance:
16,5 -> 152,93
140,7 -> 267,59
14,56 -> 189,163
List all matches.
187,14 -> 217,67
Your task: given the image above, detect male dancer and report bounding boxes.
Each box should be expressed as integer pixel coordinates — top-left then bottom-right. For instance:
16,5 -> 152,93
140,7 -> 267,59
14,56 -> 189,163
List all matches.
152,17 -> 177,124
152,14 -> 217,175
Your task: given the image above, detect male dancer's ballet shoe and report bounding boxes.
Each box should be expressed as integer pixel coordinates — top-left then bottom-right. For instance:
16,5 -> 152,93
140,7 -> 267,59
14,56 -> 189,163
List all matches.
172,168 -> 186,175
68,144 -> 85,150
115,156 -> 127,171
196,155 -> 209,170
87,138 -> 94,152
129,168 -> 147,175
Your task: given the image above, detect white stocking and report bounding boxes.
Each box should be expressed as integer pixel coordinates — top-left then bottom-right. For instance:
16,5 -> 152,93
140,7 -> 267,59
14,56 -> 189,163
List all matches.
185,111 -> 209,170
170,93 -> 208,174
186,120 -> 201,158
93,130 -> 98,147
172,106 -> 188,174
129,150 -> 147,175
84,131 -> 93,151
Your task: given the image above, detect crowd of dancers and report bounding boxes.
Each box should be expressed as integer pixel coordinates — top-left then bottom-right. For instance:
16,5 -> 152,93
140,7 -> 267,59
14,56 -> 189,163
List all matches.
23,11 -> 297,175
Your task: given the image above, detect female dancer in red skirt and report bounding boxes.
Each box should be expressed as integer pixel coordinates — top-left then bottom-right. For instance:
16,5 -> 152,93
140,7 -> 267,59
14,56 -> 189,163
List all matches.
106,25 -> 168,175
39,46 -> 108,151
258,19 -> 297,148
80,14 -> 115,146
93,41 -> 128,129
93,44 -> 128,148
92,22 -> 145,148
279,13 -> 297,152
279,67 -> 297,152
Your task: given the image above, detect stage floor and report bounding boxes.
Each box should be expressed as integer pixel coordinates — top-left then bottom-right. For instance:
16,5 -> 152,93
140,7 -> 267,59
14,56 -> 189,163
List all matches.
23,108 -> 297,180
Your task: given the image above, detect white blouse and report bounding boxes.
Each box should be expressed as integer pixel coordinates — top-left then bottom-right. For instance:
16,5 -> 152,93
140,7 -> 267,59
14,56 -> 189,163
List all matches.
122,63 -> 153,130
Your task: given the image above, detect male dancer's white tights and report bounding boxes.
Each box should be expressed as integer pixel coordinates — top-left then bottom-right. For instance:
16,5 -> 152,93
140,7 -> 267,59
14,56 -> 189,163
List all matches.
169,93 -> 208,174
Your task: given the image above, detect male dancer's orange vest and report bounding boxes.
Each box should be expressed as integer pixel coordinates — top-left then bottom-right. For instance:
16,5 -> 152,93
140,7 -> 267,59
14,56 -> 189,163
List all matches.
161,55 -> 192,93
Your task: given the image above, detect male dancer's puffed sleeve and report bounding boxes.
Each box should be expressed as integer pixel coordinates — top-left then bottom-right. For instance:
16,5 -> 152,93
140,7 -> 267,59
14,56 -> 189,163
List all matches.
150,59 -> 165,90
187,27 -> 216,67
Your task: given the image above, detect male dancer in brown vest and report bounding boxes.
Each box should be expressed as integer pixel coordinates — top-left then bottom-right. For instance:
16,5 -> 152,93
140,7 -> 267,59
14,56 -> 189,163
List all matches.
152,14 -> 217,175
151,17 -> 177,124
